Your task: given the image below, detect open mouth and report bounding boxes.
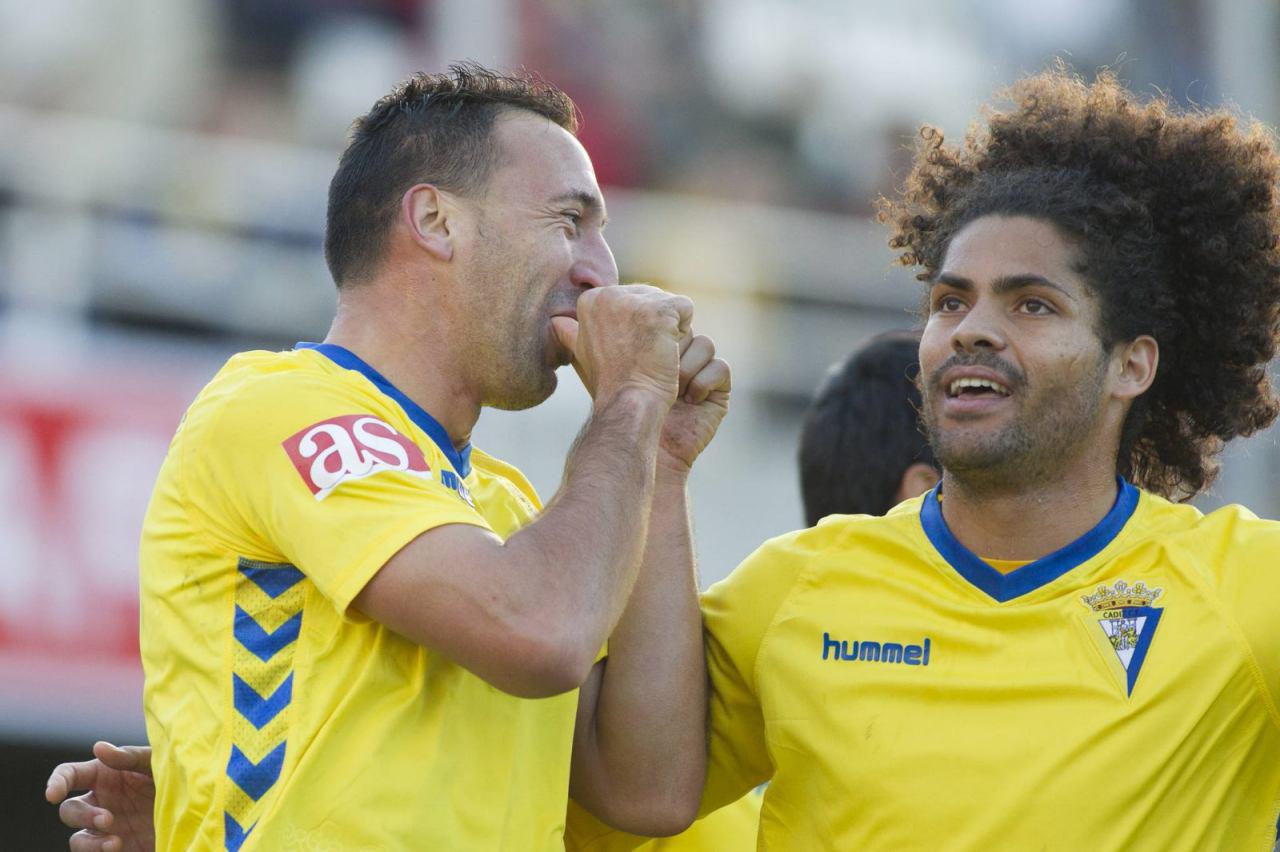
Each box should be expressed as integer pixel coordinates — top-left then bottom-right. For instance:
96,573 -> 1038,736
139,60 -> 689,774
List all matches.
945,377 -> 1011,399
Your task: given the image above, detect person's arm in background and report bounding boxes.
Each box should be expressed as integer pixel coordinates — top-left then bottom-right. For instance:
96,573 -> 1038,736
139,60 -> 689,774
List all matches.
570,333 -> 730,835
45,743 -> 154,852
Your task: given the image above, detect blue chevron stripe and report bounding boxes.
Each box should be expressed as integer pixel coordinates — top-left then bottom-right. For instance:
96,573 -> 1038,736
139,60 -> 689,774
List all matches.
227,742 -> 287,801
239,562 -> 306,599
224,811 -> 255,852
234,607 -> 302,662
233,672 -> 294,729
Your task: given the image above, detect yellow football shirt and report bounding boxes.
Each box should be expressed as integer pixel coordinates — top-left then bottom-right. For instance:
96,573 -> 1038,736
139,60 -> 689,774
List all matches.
702,480 -> 1280,850
140,343 -> 574,851
565,789 -> 762,851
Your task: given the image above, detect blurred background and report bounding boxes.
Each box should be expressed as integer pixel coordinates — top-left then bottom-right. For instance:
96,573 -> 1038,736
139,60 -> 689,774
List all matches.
3,0 -> 1278,843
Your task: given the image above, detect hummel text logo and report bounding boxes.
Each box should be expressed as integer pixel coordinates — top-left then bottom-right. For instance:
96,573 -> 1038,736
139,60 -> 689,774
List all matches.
821,632 -> 931,666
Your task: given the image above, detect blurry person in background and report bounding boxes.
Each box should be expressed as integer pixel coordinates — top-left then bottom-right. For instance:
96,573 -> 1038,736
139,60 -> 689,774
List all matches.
698,66 -> 1280,849
45,63 -> 728,851
798,330 -> 938,524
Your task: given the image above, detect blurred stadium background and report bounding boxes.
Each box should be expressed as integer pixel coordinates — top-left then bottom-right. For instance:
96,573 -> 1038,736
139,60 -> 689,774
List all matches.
3,0 -> 1278,844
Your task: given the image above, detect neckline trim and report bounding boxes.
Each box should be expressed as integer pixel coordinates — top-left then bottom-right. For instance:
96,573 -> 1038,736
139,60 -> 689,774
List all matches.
919,477 -> 1139,603
295,342 -> 472,478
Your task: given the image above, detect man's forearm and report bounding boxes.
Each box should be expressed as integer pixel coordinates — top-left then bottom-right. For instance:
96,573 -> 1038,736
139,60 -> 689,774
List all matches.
505,388 -> 668,662
569,463 -> 706,833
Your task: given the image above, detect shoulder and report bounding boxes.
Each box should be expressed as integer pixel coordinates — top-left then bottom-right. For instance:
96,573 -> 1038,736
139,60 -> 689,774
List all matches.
181,348 -> 404,452
1132,489 -> 1275,555
703,508 -> 914,620
1172,501 -> 1279,574
188,349 -> 360,423
469,447 -> 542,510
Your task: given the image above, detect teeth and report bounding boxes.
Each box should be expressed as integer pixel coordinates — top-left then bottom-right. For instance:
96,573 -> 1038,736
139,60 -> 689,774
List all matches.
949,377 -> 1010,397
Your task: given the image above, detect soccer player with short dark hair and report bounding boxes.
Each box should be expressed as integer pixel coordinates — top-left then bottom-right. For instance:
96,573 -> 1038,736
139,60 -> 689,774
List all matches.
700,67 -> 1280,849
49,63 -> 728,850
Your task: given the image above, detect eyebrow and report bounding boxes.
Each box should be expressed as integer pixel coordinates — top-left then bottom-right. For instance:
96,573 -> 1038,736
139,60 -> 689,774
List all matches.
549,189 -> 608,226
933,272 -> 1077,302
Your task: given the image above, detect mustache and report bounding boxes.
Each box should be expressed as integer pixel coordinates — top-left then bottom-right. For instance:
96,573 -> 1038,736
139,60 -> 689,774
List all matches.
926,353 -> 1025,392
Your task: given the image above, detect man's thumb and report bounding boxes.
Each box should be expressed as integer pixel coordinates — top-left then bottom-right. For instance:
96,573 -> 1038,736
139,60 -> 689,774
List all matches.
95,741 -> 153,775
550,316 -> 579,355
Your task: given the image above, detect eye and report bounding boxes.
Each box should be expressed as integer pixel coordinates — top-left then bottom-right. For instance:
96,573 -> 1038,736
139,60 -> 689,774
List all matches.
933,294 -> 966,313
1019,297 -> 1055,315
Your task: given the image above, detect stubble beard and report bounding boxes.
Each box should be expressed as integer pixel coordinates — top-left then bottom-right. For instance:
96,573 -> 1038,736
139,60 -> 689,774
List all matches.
923,359 -> 1109,495
474,265 -> 559,412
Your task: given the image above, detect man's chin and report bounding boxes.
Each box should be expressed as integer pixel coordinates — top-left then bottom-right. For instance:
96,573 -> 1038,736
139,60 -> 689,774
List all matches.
930,428 -> 1024,474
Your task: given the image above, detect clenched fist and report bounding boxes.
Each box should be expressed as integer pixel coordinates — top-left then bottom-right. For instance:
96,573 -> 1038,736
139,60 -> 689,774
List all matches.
659,331 -> 731,472
551,284 -> 694,408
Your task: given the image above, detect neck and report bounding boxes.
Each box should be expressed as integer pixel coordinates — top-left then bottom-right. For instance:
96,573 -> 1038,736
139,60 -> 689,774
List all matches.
323,281 -> 480,450
939,457 -> 1121,562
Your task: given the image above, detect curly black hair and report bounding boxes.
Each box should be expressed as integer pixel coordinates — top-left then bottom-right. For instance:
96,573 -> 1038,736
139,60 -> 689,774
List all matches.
878,65 -> 1280,499
325,62 -> 578,285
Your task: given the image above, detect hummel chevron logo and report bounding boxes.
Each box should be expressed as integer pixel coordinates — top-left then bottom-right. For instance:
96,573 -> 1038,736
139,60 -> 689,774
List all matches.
234,607 -> 302,662
224,812 -> 255,852
238,562 -> 305,599
227,742 -> 287,801
233,673 -> 294,729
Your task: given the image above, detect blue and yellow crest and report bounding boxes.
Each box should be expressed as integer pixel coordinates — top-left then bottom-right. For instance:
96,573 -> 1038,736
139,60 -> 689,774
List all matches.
1080,580 -> 1164,697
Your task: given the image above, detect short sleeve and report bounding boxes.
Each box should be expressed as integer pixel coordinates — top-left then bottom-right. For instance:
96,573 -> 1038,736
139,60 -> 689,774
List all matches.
180,371 -> 489,612
699,532 -> 807,816
1208,514 -> 1280,719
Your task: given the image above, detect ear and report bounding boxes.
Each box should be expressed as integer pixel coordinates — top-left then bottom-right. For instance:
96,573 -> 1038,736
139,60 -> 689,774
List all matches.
1111,335 -> 1159,401
401,183 -> 454,262
895,462 -> 940,504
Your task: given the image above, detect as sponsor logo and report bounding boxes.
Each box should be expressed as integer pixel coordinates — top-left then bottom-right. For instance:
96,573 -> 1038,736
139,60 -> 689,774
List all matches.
282,415 -> 431,500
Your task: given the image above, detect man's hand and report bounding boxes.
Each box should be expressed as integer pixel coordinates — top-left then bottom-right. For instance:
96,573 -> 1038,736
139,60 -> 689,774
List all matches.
552,283 -> 693,408
658,332 -> 731,472
45,742 -> 155,852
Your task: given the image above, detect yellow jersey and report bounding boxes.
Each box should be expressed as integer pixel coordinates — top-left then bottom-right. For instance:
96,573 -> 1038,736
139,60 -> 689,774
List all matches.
702,480 -> 1280,850
140,343 -> 575,851
565,790 -> 762,851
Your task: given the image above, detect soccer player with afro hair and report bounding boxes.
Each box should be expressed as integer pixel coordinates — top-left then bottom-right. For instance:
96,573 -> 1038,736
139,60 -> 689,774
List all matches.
698,66 -> 1280,849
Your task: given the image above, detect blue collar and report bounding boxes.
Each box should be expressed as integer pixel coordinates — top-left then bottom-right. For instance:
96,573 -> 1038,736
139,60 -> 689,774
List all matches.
295,342 -> 472,478
920,477 -> 1139,603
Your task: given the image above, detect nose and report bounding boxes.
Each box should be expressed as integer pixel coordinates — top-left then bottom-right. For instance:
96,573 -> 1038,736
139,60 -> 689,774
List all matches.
570,230 -> 619,290
950,302 -> 1006,354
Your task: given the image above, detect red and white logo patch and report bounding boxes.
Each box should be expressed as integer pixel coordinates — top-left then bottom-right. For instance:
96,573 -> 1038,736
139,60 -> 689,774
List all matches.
282,414 -> 431,500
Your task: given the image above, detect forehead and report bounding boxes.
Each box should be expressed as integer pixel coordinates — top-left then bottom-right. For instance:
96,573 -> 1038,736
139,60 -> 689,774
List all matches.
939,216 -> 1081,287
485,110 -> 600,199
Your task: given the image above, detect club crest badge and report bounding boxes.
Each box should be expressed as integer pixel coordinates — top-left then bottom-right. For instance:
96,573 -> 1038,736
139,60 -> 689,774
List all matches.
1080,580 -> 1163,697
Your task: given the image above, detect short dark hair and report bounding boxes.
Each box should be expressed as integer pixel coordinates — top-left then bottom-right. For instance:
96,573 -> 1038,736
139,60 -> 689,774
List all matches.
324,62 -> 579,285
879,65 -> 1280,499
799,331 -> 935,524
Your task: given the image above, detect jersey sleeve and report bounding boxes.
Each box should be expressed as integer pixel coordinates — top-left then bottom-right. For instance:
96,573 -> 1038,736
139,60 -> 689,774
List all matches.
1208,513 -> 1280,722
699,531 -> 808,816
179,371 -> 489,613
